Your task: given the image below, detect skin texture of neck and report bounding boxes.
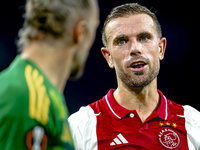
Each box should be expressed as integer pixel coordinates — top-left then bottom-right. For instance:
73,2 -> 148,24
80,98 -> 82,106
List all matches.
113,77 -> 160,123
21,42 -> 76,93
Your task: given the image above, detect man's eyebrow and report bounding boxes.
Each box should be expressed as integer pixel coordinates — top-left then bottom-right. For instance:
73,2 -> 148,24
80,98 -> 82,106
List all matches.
107,34 -> 126,44
112,34 -> 129,43
113,32 -> 153,40
113,34 -> 128,40
115,34 -> 127,38
137,31 -> 153,37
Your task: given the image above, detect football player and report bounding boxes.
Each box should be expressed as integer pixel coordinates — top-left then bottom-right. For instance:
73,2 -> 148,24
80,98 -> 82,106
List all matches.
69,3 -> 200,150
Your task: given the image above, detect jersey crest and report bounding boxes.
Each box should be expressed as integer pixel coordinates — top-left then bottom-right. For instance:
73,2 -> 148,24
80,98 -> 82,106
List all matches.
157,127 -> 181,149
26,126 -> 47,150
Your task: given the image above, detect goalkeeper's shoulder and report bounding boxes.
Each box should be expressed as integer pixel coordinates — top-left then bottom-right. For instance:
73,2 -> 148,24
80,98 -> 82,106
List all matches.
0,68 -> 29,114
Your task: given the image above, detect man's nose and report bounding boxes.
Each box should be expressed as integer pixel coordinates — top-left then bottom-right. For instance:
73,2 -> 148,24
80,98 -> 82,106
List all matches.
130,38 -> 142,56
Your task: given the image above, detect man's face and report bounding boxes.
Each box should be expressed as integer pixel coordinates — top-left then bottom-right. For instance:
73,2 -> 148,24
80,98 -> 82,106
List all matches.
70,0 -> 99,79
102,14 -> 166,88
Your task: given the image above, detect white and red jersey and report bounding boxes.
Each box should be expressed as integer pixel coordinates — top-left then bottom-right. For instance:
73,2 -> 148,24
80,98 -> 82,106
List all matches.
68,89 -> 200,150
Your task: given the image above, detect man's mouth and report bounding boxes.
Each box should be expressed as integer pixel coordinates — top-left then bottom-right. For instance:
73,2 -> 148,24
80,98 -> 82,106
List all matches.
131,62 -> 146,68
130,61 -> 147,72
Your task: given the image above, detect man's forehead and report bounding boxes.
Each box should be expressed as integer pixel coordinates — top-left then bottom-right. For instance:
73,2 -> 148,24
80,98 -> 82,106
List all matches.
106,14 -> 156,41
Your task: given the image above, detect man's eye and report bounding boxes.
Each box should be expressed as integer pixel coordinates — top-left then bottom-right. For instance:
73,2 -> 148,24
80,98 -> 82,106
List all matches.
141,36 -> 148,41
138,35 -> 150,42
117,39 -> 127,45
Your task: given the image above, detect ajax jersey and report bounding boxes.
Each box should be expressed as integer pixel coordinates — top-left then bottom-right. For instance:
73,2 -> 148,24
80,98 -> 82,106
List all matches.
69,89 -> 200,150
0,55 -> 74,150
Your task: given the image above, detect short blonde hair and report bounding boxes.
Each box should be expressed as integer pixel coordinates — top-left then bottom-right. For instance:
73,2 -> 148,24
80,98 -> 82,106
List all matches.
17,0 -> 93,51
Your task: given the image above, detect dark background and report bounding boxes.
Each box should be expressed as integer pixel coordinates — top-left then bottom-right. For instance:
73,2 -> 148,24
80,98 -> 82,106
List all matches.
0,0 -> 199,114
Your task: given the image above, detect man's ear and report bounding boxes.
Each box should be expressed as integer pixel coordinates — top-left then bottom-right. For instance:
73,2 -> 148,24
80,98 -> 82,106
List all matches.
159,37 -> 167,60
101,47 -> 114,68
73,19 -> 87,43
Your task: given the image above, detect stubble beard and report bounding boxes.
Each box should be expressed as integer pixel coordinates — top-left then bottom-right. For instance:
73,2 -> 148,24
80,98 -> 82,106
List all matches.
116,59 -> 160,90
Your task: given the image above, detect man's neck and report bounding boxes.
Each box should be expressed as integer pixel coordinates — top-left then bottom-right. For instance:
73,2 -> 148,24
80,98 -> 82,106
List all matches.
21,42 -> 75,93
113,78 -> 159,122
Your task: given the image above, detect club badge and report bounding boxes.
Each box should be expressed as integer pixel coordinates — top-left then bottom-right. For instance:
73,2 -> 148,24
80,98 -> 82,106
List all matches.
157,127 -> 181,149
26,126 -> 47,150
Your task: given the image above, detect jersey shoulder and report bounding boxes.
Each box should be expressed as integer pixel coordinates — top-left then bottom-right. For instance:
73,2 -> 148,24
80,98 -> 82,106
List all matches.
183,105 -> 200,125
0,57 -> 51,123
0,64 -> 29,116
68,98 -> 103,127
0,56 -> 29,94
168,100 -> 200,127
68,105 -> 96,132
167,99 -> 184,114
68,105 -> 98,150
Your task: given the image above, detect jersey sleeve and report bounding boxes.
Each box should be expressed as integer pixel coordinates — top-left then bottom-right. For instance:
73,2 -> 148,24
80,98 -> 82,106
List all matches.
68,106 -> 97,150
183,105 -> 200,150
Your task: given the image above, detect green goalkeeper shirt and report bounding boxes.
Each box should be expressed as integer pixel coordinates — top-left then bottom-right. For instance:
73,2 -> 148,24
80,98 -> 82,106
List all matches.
0,55 -> 74,150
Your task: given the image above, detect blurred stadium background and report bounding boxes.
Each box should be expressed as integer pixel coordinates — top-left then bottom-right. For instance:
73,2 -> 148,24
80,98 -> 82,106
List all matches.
0,0 -> 199,114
